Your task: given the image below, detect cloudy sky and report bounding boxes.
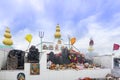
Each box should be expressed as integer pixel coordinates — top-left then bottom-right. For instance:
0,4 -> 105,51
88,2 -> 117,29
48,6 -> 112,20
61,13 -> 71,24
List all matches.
0,0 -> 120,55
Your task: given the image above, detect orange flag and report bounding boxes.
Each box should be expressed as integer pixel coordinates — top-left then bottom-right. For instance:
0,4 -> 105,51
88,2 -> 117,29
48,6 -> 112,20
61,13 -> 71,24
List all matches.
70,37 -> 76,45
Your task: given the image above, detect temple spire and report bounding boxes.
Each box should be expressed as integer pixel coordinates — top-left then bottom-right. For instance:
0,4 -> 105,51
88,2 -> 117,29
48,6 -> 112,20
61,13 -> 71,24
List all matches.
54,24 -> 61,39
2,27 -> 13,46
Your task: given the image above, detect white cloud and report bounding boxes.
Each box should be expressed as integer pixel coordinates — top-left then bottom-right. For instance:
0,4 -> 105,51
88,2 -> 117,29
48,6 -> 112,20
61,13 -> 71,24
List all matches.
12,28 -> 32,50
29,0 -> 45,12
74,13 -> 120,55
0,0 -> 120,56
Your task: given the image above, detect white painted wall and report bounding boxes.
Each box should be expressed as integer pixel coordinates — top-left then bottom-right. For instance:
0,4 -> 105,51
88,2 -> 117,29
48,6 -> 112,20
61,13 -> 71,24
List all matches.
0,65 -> 111,80
0,50 -> 9,69
0,53 -> 111,80
93,55 -> 113,69
0,51 -> 4,69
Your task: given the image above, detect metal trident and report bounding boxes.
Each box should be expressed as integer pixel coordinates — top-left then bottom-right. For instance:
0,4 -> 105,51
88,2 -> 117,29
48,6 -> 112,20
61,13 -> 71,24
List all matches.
39,31 -> 44,52
39,31 -> 44,61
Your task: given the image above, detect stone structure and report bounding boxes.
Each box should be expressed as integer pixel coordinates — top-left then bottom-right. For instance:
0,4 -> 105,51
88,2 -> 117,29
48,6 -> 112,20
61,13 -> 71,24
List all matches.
61,47 -> 71,64
7,50 -> 25,70
27,45 -> 39,63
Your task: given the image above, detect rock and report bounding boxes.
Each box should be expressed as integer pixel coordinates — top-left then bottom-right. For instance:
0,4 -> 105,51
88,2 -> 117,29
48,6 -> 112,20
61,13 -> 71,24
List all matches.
27,45 -> 40,63
7,50 -> 25,70
61,47 -> 71,64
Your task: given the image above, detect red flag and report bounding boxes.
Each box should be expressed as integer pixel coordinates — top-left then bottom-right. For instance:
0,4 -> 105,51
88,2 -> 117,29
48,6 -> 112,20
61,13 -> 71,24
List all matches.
113,44 -> 120,50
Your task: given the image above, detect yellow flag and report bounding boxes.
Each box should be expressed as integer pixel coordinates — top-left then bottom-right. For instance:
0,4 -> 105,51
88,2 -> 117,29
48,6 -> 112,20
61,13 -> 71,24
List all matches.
70,37 -> 76,45
25,34 -> 32,43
